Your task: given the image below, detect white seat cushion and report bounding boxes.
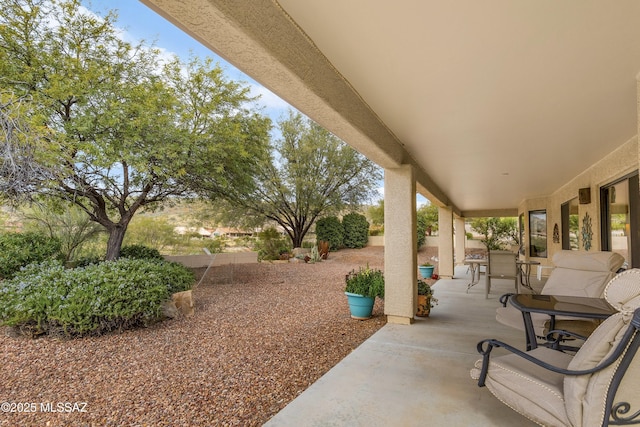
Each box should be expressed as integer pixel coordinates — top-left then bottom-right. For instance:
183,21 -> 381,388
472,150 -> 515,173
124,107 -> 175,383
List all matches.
471,347 -> 574,426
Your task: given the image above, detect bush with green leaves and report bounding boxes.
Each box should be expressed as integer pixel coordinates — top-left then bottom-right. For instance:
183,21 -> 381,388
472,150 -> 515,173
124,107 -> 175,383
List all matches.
342,212 -> 369,249
344,265 -> 385,299
204,236 -> 227,254
0,232 -> 62,279
119,244 -> 164,260
316,216 -> 344,251
71,255 -> 104,268
159,260 -> 196,294
255,227 -> 291,261
0,258 -> 194,338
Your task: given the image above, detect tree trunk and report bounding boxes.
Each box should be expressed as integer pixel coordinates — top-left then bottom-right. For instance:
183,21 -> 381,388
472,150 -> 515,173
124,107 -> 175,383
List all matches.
105,223 -> 129,261
292,233 -> 304,248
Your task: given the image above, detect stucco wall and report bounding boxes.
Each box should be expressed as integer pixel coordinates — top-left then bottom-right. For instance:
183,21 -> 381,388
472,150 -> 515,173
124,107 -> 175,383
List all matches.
366,235 -> 385,246
164,252 -> 258,268
518,135 -> 639,267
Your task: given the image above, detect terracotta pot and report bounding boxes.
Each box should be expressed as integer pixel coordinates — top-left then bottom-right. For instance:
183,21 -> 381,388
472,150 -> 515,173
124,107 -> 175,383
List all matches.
416,294 -> 431,317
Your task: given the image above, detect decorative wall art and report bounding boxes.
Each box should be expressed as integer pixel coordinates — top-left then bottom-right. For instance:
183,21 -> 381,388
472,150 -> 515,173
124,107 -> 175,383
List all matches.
553,223 -> 560,244
581,212 -> 593,251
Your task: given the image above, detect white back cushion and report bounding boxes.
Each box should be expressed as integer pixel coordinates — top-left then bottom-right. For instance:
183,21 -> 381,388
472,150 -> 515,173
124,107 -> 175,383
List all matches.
542,251 -> 624,297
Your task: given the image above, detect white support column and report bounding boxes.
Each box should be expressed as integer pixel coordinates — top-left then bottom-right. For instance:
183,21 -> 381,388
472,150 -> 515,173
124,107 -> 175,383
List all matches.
384,165 -> 416,325
455,217 -> 466,270
438,206 -> 454,278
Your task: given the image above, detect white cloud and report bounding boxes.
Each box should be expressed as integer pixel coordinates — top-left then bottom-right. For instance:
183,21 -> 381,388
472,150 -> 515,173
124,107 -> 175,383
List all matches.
249,84 -> 292,112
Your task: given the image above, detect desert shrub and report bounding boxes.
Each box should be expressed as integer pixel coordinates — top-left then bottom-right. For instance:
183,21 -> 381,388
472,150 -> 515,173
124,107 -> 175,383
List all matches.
234,236 -> 256,250
204,235 -> 226,254
315,216 -> 343,251
342,212 -> 369,249
119,244 -> 163,260
0,232 -> 62,279
255,227 -> 291,261
0,258 -> 194,338
123,216 -> 177,251
368,226 -> 384,236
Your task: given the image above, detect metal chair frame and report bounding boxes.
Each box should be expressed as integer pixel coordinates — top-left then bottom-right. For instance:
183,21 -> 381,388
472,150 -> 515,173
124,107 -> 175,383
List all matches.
476,308 -> 640,426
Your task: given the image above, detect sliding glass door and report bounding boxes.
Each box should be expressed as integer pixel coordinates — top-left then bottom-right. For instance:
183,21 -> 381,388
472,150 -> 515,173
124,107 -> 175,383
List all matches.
600,172 -> 639,269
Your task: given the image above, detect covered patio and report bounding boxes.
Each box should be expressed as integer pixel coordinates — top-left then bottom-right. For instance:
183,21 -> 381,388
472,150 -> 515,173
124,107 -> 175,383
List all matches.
265,266 -> 539,426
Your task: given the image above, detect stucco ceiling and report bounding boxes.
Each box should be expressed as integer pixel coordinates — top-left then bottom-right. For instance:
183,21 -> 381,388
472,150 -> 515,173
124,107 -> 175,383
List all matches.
141,0 -> 640,217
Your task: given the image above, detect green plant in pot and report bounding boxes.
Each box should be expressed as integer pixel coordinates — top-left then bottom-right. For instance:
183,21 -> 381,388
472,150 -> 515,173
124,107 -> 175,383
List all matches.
418,262 -> 435,279
344,264 -> 384,319
416,279 -> 438,317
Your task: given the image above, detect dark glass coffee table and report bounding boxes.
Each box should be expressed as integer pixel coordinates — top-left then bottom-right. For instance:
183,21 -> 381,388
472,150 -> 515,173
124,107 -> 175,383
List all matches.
509,294 -> 617,350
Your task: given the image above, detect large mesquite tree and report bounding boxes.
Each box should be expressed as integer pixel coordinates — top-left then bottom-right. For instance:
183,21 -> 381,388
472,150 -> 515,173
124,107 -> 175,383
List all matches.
0,0 -> 271,259
217,110 -> 382,247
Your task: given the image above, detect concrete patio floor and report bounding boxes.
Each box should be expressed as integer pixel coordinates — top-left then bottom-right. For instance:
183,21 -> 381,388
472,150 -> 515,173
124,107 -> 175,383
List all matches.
265,265 -> 542,427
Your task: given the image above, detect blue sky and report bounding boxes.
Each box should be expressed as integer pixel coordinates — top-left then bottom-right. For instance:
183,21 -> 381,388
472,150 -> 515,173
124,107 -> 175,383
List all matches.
82,0 -> 292,125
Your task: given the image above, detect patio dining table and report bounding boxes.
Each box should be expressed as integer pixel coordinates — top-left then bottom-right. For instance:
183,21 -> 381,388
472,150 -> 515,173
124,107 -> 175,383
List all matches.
509,294 -> 617,350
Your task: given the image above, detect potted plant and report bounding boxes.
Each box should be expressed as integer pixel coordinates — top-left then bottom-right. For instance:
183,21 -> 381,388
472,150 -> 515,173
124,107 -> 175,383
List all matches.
418,262 -> 435,279
416,279 -> 438,317
344,265 -> 385,319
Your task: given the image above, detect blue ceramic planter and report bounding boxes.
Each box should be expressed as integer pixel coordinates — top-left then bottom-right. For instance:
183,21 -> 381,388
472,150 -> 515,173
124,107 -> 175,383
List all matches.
419,265 -> 435,279
345,292 -> 375,319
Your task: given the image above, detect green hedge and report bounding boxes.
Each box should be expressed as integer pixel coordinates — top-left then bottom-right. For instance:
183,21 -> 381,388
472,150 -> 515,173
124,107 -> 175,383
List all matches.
0,258 -> 194,338
0,232 -> 62,279
316,216 -> 343,251
119,244 -> 164,260
342,212 -> 369,249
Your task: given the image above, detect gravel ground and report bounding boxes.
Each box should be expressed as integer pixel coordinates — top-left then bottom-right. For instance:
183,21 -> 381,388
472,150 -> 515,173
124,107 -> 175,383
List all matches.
0,246 -> 440,427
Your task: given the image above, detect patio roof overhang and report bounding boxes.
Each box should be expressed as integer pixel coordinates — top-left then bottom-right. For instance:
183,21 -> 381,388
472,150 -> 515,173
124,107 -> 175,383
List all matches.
140,0 -> 640,218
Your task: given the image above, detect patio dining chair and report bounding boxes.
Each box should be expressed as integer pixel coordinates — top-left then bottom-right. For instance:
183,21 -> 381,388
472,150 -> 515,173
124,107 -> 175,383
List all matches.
485,250 -> 518,299
471,269 -> 640,427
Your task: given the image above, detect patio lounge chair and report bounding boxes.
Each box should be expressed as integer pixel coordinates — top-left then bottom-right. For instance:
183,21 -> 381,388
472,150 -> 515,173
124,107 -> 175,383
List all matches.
495,250 -> 625,343
471,269 -> 640,427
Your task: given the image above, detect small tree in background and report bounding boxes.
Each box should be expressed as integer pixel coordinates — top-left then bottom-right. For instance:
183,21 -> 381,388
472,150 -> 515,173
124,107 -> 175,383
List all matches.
214,111 -> 381,248
469,217 -> 518,251
316,216 -> 344,251
20,202 -> 104,263
367,200 -> 384,235
342,212 -> 369,248
418,204 -> 439,236
417,214 -> 427,249
123,216 -> 178,253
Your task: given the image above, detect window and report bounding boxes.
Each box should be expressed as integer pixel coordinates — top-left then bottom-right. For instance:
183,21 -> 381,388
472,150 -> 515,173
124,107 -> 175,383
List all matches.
529,210 -> 547,257
601,172 -> 639,268
561,198 -> 579,250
